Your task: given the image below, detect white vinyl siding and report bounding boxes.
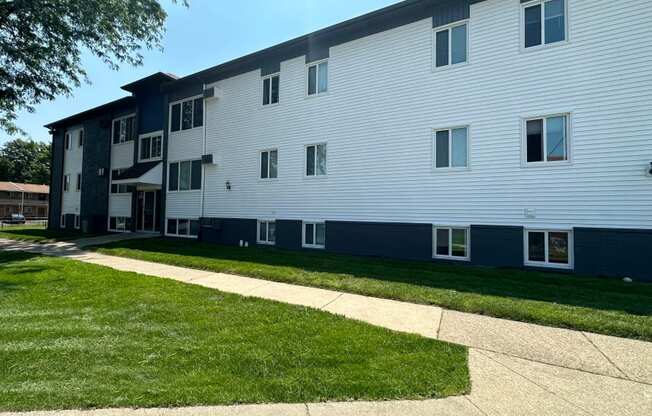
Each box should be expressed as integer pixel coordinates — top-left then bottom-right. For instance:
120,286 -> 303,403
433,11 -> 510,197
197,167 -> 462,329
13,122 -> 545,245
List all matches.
198,0 -> 652,231
61,126 -> 83,217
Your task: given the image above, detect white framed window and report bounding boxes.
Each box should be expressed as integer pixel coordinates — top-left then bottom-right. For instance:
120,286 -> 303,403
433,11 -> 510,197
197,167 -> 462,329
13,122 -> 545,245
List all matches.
110,169 -> 130,194
112,114 -> 136,144
60,214 -> 66,228
523,114 -> 569,164
434,21 -> 468,68
64,133 -> 71,150
434,126 -> 469,169
262,74 -> 280,105
74,215 -> 80,230
166,218 -> 200,238
63,175 -> 70,192
139,133 -> 163,161
307,60 -> 328,96
168,160 -> 202,192
522,0 -> 567,49
433,226 -> 470,260
78,130 -> 84,147
260,149 -> 278,179
524,229 -> 573,269
109,216 -> 132,232
305,143 -> 327,177
169,96 -> 203,132
76,173 -> 81,192
302,221 -> 325,249
257,220 -> 276,245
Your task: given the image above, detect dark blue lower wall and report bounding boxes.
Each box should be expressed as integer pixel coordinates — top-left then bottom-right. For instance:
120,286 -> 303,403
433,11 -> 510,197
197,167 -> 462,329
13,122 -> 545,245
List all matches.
470,225 -> 524,268
574,228 -> 652,281
80,116 -> 111,233
199,218 -> 257,246
276,220 -> 302,250
326,220 -> 432,260
48,131 -> 65,231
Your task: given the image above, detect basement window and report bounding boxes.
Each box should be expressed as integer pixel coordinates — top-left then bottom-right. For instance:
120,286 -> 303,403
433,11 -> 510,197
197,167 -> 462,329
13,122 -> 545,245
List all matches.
257,220 -> 276,245
525,229 -> 572,268
166,218 -> 199,238
303,221 -> 325,249
433,226 -> 469,260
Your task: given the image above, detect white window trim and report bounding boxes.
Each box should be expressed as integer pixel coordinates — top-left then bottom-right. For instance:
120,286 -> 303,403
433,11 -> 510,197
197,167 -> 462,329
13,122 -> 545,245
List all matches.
111,113 -> 136,145
60,214 -> 66,228
302,221 -> 326,249
262,73 -> 280,107
304,143 -> 328,178
165,218 -> 199,239
259,148 -> 279,180
167,159 -> 202,193
168,94 -> 204,134
76,173 -> 82,192
257,220 -> 276,245
432,126 -> 471,171
63,174 -> 70,192
305,59 -> 329,97
432,226 -> 471,261
521,113 -> 571,167
78,130 -> 84,148
432,19 -> 470,71
74,215 -> 80,230
138,131 -> 164,162
524,229 -> 574,269
520,0 -> 570,53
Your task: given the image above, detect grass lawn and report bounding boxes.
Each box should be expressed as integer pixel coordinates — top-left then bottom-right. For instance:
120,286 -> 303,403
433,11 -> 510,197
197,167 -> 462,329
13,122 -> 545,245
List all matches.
0,224 -> 85,243
0,252 -> 468,411
95,238 -> 652,341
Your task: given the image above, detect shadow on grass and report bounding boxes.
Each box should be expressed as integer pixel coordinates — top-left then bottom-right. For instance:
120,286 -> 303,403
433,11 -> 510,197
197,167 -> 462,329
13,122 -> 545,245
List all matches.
0,228 -> 80,242
98,238 -> 652,317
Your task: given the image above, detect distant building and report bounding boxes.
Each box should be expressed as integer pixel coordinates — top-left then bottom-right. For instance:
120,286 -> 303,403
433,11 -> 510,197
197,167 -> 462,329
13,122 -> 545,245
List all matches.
0,182 -> 49,220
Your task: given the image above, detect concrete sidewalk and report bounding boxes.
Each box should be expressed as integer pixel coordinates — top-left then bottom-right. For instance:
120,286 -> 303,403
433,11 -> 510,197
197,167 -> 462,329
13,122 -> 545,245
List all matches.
1,238 -> 651,416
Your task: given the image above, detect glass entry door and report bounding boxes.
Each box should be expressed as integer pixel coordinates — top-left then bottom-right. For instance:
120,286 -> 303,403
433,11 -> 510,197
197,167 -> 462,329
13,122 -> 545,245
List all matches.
137,190 -> 160,233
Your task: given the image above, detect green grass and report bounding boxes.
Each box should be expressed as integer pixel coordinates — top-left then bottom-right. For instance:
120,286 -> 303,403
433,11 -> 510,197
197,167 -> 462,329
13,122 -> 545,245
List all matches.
0,224 -> 85,243
0,252 -> 468,411
95,238 -> 652,341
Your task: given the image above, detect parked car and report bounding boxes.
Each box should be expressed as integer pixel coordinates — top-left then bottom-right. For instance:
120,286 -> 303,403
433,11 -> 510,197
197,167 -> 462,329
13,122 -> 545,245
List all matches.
5,214 -> 26,224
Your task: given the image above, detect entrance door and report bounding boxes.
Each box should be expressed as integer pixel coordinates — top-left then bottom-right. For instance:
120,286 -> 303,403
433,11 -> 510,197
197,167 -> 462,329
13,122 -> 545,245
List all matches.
137,190 -> 159,232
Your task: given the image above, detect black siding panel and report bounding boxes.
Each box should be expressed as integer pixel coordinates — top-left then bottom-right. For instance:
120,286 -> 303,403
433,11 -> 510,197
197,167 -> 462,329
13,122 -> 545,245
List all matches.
260,61 -> 281,76
276,220 -> 303,250
574,228 -> 652,282
326,221 -> 432,261
432,0 -> 470,28
48,130 -> 65,230
169,83 -> 203,103
470,225 -> 524,268
199,218 -> 257,246
80,116 -> 111,233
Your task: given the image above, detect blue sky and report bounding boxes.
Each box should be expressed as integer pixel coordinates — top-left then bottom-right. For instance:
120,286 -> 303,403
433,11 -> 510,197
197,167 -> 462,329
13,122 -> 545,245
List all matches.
1,0 -> 400,145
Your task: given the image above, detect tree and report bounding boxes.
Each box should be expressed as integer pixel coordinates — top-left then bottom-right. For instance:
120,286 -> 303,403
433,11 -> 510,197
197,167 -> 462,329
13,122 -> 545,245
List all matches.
0,139 -> 51,184
0,0 -> 186,134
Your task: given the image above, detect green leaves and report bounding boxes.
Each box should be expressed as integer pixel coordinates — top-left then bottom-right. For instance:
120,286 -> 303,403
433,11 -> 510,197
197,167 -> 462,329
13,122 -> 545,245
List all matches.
0,138 -> 51,184
0,0 -> 175,134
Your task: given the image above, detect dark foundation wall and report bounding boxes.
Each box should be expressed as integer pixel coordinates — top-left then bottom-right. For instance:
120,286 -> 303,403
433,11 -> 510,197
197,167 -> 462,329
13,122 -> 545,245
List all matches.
199,218 -> 257,246
80,117 -> 111,233
276,220 -> 303,250
470,225 -> 524,268
574,228 -> 652,282
48,130 -> 65,230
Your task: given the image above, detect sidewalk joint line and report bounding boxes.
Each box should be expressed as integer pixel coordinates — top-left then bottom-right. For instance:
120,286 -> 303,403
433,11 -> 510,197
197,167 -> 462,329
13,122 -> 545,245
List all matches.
320,293 -> 344,310
464,396 -> 489,416
476,349 -> 596,416
581,331 -> 630,380
436,309 -> 444,339
304,403 -> 311,416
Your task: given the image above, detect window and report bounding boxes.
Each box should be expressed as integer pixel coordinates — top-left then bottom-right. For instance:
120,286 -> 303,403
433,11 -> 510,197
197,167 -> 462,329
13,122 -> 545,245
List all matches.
433,227 -> 469,260
78,130 -> 84,147
523,0 -> 566,49
434,127 -> 468,168
306,144 -> 327,176
307,61 -> 328,96
109,216 -> 132,232
260,149 -> 278,179
303,222 -> 325,249
525,230 -> 572,268
139,134 -> 162,161
166,218 -> 200,237
262,74 -> 280,105
76,173 -> 81,192
110,169 -> 130,194
257,220 -> 276,245
524,114 -> 568,164
60,215 -> 66,228
435,22 -> 468,68
112,115 -> 136,144
168,160 -> 202,191
74,215 -> 80,230
64,134 -> 71,150
169,97 -> 203,132
63,175 -> 70,192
